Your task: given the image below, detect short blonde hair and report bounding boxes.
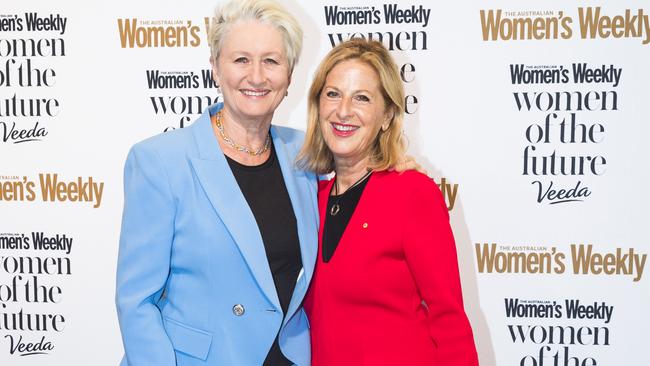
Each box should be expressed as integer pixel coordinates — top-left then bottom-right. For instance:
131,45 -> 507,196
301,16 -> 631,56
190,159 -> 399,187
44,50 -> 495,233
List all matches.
297,38 -> 406,174
207,0 -> 303,71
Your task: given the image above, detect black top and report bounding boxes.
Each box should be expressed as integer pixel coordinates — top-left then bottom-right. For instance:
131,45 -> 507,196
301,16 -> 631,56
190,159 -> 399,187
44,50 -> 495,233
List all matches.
226,143 -> 301,366
322,173 -> 372,262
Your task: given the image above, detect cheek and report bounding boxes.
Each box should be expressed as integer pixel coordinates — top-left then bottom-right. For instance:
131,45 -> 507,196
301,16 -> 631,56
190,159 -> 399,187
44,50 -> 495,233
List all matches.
369,109 -> 385,130
273,69 -> 291,87
319,100 -> 337,118
319,118 -> 329,136
317,102 -> 328,121
215,71 -> 231,89
211,71 -> 220,86
212,61 -> 225,85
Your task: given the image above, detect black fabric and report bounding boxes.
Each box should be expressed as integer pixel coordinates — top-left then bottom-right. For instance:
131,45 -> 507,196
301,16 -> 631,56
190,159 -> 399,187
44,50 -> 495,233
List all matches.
226,143 -> 301,366
322,173 -> 372,263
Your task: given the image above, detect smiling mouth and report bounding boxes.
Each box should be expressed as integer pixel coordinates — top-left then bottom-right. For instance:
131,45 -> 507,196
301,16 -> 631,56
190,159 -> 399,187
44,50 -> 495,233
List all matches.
331,122 -> 359,135
241,89 -> 270,97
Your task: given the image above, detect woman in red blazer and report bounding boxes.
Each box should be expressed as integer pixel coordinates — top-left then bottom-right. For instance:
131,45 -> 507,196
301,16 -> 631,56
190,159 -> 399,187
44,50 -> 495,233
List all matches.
298,38 -> 479,365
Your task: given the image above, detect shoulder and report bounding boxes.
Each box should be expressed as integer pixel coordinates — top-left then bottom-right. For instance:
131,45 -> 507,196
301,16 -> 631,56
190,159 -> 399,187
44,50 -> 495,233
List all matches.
373,170 -> 438,192
373,170 -> 446,211
126,113 -> 210,171
132,126 -> 193,156
128,102 -> 218,161
123,126 -> 199,190
371,172 -> 451,230
124,130 -> 185,177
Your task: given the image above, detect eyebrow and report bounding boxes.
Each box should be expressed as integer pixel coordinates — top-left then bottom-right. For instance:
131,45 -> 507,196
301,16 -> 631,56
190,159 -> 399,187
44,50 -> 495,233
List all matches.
228,50 -> 285,57
323,86 -> 373,94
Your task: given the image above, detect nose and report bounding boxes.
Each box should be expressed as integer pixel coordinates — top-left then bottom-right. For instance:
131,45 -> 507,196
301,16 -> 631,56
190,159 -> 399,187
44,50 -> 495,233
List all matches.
336,97 -> 352,122
248,62 -> 265,86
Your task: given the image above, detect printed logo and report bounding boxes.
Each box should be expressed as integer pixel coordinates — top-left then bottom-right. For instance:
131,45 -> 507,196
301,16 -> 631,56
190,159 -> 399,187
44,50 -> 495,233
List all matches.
117,19 -> 204,48
480,7 -> 650,44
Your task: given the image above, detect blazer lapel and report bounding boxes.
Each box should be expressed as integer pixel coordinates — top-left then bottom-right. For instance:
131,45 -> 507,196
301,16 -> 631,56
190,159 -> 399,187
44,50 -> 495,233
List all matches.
188,106 -> 281,311
271,126 -> 318,322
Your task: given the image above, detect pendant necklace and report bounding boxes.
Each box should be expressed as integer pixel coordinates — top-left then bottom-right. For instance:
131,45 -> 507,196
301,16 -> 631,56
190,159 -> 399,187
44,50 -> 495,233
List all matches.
329,170 -> 372,216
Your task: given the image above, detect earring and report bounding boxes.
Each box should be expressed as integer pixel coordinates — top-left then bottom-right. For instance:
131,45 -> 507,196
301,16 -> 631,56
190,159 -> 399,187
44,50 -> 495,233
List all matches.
285,90 -> 289,97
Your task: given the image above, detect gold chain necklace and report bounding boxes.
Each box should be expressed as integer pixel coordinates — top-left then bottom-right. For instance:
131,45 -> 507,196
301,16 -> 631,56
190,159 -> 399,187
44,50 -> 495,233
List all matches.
214,111 -> 271,156
329,170 -> 372,216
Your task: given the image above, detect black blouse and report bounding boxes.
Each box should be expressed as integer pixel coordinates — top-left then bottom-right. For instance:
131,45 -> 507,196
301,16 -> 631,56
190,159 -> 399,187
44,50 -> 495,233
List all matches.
226,144 -> 301,366
322,173 -> 372,262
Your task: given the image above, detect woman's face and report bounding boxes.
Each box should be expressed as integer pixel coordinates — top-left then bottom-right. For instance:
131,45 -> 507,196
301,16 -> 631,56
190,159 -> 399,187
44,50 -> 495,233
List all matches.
212,20 -> 291,124
318,59 -> 389,166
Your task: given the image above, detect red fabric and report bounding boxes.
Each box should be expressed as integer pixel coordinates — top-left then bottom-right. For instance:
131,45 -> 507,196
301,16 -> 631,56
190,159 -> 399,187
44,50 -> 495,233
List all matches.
304,170 -> 478,366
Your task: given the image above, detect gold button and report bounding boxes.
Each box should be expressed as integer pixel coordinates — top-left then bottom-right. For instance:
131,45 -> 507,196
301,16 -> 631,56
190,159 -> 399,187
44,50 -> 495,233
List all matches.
362,223 -> 368,229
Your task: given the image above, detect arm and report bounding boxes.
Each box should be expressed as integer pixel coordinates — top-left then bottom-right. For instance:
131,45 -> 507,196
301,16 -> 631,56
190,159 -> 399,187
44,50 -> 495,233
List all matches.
402,176 -> 478,365
115,144 -> 177,366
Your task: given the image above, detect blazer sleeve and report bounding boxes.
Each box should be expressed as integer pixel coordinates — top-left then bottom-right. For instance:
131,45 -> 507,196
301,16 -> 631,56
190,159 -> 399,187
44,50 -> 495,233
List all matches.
402,176 -> 478,366
115,144 -> 177,366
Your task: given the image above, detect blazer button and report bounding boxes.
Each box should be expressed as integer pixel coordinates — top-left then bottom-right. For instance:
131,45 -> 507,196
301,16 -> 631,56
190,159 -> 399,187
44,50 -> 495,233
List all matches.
232,304 -> 245,316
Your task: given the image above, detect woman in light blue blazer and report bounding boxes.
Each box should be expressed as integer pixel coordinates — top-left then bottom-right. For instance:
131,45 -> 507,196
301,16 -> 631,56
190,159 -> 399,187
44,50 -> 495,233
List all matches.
115,1 -> 317,364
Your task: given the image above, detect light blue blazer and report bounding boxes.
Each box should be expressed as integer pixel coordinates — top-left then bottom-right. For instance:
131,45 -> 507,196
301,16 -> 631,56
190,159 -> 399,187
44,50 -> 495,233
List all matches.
116,103 -> 318,365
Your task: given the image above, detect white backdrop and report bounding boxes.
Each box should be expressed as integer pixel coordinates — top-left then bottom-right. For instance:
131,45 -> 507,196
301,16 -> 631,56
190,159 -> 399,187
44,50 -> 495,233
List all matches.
1,0 -> 648,365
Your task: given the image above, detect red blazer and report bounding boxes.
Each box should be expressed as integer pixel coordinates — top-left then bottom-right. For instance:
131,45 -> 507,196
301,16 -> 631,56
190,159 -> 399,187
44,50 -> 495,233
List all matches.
304,170 -> 478,366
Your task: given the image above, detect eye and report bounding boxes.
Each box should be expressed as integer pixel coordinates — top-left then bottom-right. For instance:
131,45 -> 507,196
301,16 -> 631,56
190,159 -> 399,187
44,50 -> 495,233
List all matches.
354,94 -> 370,102
325,90 -> 340,98
234,57 -> 248,64
264,58 -> 279,65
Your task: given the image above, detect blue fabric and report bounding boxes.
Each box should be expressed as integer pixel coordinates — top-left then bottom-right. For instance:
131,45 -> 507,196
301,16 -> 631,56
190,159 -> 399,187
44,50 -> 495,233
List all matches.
116,103 -> 318,365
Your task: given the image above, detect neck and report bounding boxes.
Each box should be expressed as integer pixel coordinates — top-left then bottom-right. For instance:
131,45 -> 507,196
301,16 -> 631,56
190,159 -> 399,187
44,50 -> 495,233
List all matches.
212,108 -> 272,165
334,156 -> 371,193
220,107 -> 272,147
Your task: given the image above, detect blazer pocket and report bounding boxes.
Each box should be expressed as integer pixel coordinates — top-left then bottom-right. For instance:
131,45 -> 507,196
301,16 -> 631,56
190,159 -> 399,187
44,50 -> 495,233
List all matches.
163,317 -> 213,361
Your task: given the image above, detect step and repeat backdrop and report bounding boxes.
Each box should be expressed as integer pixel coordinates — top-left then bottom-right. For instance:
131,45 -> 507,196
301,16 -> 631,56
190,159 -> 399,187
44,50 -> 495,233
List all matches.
1,0 -> 648,365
